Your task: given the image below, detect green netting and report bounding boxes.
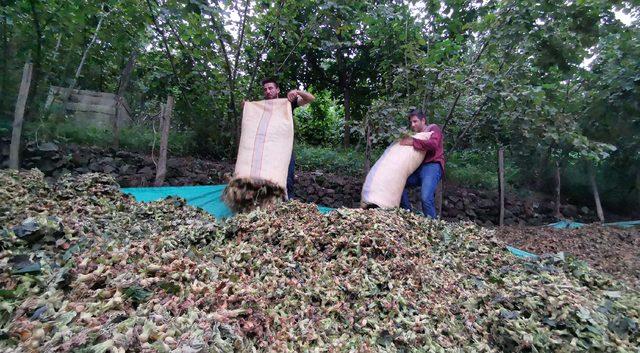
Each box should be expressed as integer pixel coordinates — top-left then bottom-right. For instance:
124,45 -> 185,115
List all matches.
548,220 -> 585,229
605,220 -> 640,229
549,219 -> 640,229
121,184 -> 537,259
506,245 -> 538,259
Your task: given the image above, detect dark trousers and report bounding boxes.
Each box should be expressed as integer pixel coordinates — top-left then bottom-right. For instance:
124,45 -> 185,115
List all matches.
287,152 -> 295,199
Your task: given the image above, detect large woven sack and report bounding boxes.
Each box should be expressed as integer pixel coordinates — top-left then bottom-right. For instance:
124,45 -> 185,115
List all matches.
361,131 -> 432,208
223,98 -> 293,211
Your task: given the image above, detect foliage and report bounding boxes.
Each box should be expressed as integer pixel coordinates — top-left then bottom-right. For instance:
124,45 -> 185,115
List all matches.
2,170 -> 639,351
446,148 -> 520,190
2,0 -> 639,210
295,143 -> 371,176
293,89 -> 343,146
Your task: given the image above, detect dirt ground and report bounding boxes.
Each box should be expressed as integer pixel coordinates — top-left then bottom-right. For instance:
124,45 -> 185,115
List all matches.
495,224 -> 640,288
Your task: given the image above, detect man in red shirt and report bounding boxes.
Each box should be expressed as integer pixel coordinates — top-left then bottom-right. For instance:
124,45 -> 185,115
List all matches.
398,110 -> 445,218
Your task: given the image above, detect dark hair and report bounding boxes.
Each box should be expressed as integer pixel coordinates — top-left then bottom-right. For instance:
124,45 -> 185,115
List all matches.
261,78 -> 279,88
408,109 -> 426,121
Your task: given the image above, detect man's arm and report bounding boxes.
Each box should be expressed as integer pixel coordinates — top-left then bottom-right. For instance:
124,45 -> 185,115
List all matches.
412,129 -> 442,152
287,90 -> 315,107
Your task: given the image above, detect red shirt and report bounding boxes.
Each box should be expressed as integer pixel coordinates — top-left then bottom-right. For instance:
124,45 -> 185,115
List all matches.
412,124 -> 445,172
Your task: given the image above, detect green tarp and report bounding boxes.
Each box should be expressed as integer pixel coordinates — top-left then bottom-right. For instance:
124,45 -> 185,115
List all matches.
121,185 -> 334,219
549,219 -> 640,229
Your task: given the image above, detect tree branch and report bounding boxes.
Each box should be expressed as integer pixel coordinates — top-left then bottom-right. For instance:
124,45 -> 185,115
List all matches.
244,0 -> 285,97
232,0 -> 250,81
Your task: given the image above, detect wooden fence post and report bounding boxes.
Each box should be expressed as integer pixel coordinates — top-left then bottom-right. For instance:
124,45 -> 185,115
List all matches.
154,95 -> 173,186
113,96 -> 122,148
636,169 -> 640,211
436,180 -> 443,219
554,161 -> 561,218
589,165 -> 605,222
498,147 -> 505,226
9,62 -> 33,169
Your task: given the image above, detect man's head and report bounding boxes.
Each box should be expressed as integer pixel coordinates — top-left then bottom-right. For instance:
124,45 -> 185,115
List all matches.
408,109 -> 428,132
261,78 -> 280,100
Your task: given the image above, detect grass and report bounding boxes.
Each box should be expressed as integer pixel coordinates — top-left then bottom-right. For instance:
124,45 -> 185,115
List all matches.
16,118 -> 196,156
295,143 -> 369,176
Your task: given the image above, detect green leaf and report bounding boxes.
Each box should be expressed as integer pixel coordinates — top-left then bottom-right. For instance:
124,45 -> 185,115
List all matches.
123,286 -> 153,303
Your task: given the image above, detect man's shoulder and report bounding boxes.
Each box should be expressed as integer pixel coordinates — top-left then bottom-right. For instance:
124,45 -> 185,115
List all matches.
426,124 -> 442,133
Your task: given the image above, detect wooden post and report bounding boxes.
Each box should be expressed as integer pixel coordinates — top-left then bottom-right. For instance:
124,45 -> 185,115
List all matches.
498,147 -> 505,226
636,169 -> 640,210
436,179 -> 443,219
9,62 -> 33,169
589,165 -> 605,222
114,96 -> 122,147
154,95 -> 173,186
363,117 -> 371,174
554,161 -> 561,218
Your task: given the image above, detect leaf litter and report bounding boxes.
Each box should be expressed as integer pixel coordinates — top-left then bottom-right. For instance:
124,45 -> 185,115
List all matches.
0,169 -> 638,352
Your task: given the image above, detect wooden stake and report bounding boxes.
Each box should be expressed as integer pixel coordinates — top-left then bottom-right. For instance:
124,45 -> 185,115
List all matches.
9,62 -> 33,169
436,179 -> 443,219
554,161 -> 561,219
498,147 -> 505,226
154,95 -> 173,186
363,116 -> 371,174
589,165 -> 605,222
636,169 -> 640,210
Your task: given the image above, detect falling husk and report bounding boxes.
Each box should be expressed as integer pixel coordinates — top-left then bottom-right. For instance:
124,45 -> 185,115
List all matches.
1,169 -> 638,352
222,177 -> 286,213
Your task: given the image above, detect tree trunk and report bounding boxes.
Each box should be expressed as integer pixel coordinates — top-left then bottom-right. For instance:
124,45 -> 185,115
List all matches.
62,10 -> 107,109
554,161 -> 561,218
441,92 -> 462,134
364,117 -> 371,174
9,63 -> 33,169
337,49 -> 351,148
154,96 -> 173,186
498,147 -> 505,226
449,96 -> 490,153
114,50 -> 138,147
146,0 -> 193,116
25,0 -> 43,120
207,10 -> 239,147
73,14 -> 104,86
534,152 -> 549,191
343,86 -> 351,148
637,169 -> 640,210
244,1 -> 284,97
589,166 -> 604,222
40,34 -> 61,101
1,15 -> 9,114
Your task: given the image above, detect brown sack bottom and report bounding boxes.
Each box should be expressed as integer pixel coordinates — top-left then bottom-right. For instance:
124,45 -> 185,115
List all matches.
360,202 -> 381,209
223,177 -> 286,213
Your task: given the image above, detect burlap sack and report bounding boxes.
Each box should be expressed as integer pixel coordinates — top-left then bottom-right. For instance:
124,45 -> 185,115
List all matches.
223,98 -> 293,212
233,98 -> 294,188
361,131 -> 432,208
